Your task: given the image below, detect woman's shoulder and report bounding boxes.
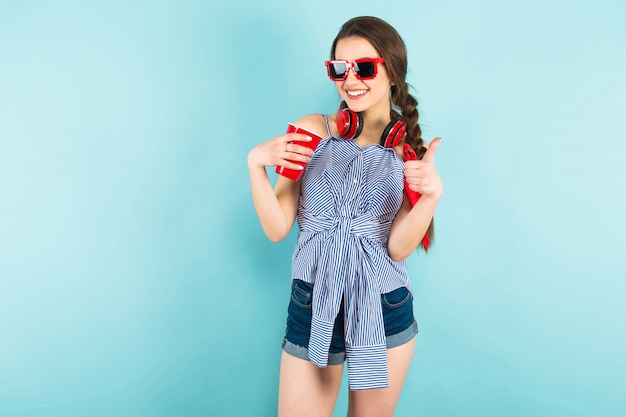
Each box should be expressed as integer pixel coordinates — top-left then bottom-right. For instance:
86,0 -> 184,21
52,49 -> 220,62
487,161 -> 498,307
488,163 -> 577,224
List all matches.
293,113 -> 336,139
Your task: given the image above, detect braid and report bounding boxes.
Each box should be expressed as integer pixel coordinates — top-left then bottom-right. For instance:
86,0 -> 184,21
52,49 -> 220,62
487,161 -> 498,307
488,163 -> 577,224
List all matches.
391,82 -> 426,158
391,82 -> 435,247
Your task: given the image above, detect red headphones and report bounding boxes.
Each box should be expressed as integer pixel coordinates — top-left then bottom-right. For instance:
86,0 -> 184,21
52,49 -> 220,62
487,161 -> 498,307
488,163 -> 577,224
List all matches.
336,101 -> 406,148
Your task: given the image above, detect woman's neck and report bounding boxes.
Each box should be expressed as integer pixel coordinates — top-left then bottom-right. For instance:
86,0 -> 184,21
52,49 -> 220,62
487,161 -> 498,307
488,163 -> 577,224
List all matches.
357,106 -> 393,146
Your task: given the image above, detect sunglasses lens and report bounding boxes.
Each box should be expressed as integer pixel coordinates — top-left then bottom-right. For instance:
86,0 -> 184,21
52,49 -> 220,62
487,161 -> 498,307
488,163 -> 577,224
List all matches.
328,62 -> 348,80
354,60 -> 376,79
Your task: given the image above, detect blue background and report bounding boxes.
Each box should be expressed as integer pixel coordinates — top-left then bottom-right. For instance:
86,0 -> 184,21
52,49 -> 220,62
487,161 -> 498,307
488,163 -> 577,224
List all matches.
1,0 -> 625,416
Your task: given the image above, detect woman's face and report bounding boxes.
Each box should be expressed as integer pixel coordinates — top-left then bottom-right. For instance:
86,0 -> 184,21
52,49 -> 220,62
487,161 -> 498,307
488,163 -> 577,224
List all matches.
333,36 -> 392,117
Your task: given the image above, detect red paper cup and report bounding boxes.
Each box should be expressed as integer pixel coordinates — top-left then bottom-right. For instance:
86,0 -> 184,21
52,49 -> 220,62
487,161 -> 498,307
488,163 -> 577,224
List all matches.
275,123 -> 322,181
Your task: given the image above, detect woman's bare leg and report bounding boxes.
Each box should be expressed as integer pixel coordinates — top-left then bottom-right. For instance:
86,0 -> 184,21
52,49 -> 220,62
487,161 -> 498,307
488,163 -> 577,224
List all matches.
278,351 -> 344,417
346,338 -> 415,417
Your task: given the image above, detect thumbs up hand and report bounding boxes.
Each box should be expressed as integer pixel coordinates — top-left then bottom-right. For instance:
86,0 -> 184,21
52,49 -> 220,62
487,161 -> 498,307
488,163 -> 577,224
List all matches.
404,137 -> 443,199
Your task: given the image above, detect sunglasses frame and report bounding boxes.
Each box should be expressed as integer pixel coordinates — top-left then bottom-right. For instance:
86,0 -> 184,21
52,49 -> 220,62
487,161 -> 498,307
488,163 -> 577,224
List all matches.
325,58 -> 386,81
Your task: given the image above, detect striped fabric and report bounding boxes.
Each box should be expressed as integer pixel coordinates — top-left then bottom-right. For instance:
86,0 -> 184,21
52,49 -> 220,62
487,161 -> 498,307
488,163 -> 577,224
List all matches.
291,114 -> 411,390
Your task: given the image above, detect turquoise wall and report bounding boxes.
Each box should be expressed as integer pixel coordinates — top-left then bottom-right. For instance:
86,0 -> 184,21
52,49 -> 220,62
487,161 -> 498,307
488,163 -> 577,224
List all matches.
1,0 -> 625,416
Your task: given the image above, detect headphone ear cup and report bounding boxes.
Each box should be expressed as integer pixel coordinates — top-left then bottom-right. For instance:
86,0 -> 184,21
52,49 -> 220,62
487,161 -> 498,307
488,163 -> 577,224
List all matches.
336,103 -> 363,140
380,119 -> 407,148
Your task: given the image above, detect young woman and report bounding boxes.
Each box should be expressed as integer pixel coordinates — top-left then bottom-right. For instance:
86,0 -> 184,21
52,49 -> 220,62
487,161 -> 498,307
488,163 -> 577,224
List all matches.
247,16 -> 443,417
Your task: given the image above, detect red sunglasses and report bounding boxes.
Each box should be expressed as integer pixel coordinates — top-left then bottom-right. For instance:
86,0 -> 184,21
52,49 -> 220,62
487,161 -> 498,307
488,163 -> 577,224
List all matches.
325,58 -> 385,81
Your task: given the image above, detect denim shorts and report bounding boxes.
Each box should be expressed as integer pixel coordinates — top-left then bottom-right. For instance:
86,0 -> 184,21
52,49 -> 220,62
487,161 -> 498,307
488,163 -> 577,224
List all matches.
282,279 -> 418,364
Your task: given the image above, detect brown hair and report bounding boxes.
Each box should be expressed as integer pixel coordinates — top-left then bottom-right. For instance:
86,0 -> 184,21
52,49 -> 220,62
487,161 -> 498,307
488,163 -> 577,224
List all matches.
331,16 -> 434,248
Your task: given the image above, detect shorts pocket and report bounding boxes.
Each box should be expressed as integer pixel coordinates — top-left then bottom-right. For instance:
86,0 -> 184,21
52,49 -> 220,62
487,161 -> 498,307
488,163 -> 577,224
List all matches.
291,280 -> 313,309
381,287 -> 414,337
381,287 -> 411,309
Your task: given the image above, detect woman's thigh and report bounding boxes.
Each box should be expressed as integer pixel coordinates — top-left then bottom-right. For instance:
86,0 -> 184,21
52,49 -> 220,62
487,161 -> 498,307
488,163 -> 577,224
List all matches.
278,351 -> 344,417
346,338 -> 415,417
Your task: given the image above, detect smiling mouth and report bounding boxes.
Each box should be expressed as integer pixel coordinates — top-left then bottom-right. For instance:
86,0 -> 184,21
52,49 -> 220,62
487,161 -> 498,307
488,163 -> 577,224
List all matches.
346,89 -> 368,97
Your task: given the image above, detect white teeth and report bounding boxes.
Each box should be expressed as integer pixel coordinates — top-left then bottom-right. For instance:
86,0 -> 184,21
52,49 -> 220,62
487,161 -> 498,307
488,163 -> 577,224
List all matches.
347,90 -> 367,97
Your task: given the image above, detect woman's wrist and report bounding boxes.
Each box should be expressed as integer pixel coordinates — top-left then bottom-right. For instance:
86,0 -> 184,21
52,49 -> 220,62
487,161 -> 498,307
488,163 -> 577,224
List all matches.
420,190 -> 443,202
247,147 -> 266,171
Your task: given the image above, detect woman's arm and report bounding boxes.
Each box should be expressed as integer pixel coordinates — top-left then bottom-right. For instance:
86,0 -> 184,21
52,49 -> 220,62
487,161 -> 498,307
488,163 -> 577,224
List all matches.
248,165 -> 300,242
247,115 -> 325,242
388,137 -> 443,261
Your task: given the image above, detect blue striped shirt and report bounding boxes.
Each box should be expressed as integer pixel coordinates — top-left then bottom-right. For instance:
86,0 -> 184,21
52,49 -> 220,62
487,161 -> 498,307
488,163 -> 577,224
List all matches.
291,114 -> 411,390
